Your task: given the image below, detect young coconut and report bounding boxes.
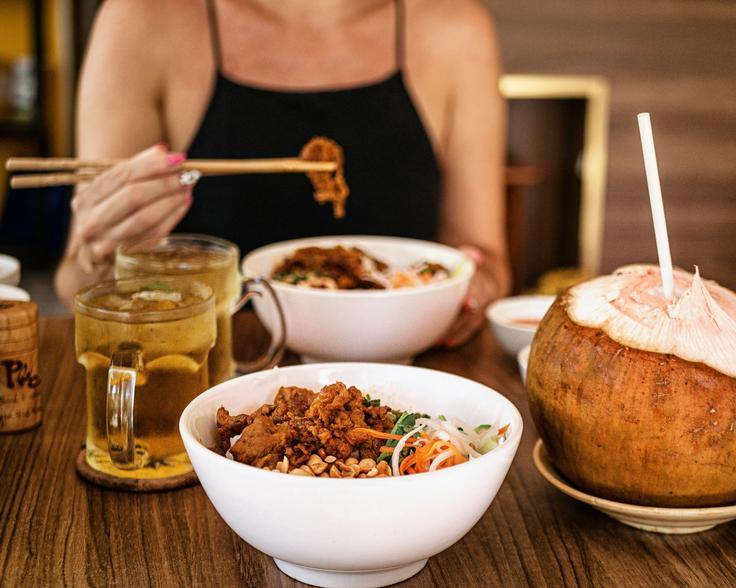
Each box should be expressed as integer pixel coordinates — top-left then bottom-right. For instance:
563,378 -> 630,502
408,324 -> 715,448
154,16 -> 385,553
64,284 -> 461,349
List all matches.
527,264 -> 736,507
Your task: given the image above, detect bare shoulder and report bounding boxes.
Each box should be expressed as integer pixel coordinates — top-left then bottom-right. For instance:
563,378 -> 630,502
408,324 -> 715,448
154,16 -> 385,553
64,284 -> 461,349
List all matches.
409,0 -> 499,61
92,0 -> 164,39
89,0 -> 205,59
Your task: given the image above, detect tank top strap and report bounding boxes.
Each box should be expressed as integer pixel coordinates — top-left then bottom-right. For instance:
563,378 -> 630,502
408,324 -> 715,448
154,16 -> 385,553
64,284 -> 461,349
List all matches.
395,0 -> 405,70
205,0 -> 223,71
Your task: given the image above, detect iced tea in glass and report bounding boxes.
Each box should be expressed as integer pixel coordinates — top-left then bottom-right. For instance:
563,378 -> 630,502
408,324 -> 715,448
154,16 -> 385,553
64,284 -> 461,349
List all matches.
115,234 -> 284,384
75,278 -> 215,479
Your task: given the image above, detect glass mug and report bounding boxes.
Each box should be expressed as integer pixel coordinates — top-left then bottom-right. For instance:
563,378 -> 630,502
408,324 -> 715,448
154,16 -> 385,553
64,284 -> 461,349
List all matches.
75,277 -> 216,479
115,234 -> 285,385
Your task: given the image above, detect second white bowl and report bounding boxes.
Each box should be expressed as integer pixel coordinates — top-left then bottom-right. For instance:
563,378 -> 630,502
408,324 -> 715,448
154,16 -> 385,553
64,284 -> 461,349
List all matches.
242,236 -> 474,362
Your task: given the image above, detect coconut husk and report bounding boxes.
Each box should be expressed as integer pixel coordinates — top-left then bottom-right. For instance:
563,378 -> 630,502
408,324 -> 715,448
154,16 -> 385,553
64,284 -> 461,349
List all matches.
528,292 -> 736,508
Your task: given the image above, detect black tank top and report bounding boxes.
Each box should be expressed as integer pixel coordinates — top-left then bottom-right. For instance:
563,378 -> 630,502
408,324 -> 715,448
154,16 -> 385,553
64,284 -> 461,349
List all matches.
178,0 -> 441,255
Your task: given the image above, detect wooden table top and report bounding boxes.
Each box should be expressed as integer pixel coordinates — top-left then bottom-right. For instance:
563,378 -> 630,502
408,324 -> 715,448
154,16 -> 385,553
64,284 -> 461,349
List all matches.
1,316 -> 734,587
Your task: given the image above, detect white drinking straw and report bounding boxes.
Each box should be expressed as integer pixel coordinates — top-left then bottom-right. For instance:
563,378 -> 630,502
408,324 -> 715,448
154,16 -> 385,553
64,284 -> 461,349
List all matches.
637,113 -> 674,300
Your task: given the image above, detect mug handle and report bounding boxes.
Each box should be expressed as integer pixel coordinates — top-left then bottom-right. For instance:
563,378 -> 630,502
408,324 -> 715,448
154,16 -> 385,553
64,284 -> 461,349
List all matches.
107,344 -> 144,469
232,276 -> 286,373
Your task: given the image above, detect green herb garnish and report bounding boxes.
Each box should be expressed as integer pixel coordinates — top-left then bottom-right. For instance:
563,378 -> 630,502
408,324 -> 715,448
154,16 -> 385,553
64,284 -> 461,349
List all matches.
377,411 -> 428,463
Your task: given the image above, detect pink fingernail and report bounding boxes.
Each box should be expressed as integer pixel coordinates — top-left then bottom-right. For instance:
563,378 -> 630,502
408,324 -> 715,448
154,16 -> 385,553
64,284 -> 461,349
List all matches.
183,190 -> 193,204
155,142 -> 168,150
166,152 -> 187,166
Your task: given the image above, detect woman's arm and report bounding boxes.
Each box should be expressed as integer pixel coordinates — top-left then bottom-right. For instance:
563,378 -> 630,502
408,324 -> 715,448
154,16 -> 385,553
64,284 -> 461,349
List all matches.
55,0 -> 191,308
435,1 -> 511,345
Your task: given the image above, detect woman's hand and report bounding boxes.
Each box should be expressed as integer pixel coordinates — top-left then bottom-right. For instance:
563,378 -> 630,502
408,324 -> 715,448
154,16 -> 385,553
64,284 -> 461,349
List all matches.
55,144 -> 194,307
440,247 -> 511,348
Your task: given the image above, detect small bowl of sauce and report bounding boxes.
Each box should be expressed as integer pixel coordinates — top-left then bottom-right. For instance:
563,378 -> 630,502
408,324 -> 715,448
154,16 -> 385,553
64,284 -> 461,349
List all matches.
486,295 -> 555,356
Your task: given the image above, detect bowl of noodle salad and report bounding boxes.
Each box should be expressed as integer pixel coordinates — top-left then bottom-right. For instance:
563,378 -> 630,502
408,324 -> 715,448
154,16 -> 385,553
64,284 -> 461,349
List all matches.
242,235 -> 474,363
181,362 -> 522,588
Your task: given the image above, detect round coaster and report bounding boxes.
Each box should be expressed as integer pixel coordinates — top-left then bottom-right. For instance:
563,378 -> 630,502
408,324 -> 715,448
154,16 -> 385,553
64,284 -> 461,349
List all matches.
76,449 -> 199,492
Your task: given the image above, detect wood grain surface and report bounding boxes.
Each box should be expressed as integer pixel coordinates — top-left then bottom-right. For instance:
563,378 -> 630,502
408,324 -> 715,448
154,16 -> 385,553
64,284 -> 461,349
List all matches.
1,316 -> 735,587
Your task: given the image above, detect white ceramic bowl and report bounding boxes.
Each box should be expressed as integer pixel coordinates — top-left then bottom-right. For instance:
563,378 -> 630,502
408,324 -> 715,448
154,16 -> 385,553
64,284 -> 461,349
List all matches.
242,236 -> 474,363
517,344 -> 531,384
0,284 -> 30,301
486,295 -> 555,356
180,363 -> 522,588
0,254 -> 21,286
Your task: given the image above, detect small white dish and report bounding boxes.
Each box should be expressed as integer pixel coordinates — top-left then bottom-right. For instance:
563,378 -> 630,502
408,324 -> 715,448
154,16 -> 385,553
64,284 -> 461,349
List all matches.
533,439 -> 736,534
517,344 -> 530,384
0,254 -> 21,286
0,284 -> 30,301
242,236 -> 474,363
486,295 -> 555,356
181,363 -> 523,588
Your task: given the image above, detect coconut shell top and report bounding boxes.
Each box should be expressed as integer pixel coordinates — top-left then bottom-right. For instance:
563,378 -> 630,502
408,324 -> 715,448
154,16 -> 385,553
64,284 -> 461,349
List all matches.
566,264 -> 736,377
527,265 -> 736,508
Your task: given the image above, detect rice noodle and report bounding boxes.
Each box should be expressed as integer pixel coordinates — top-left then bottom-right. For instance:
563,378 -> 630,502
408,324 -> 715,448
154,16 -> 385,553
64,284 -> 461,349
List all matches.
429,450 -> 455,471
415,416 -> 508,459
416,417 -> 482,458
391,424 -> 425,476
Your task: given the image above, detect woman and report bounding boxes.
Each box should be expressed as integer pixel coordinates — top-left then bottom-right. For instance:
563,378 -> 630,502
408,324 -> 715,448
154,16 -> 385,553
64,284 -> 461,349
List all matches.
56,0 -> 510,345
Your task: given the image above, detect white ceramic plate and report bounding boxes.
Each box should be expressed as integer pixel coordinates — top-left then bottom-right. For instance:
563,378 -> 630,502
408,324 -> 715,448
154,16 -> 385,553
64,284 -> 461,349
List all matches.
533,439 -> 736,534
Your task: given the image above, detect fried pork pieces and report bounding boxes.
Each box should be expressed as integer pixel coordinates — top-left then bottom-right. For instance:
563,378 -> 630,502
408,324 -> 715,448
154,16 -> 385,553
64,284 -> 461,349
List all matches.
271,245 -> 450,290
271,246 -> 388,289
216,382 -> 395,469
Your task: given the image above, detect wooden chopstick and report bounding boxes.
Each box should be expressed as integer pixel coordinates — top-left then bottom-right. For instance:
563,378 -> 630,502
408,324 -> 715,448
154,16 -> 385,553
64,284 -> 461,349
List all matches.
6,157 -> 338,189
6,157 -> 338,172
6,158 -> 118,171
11,173 -> 97,189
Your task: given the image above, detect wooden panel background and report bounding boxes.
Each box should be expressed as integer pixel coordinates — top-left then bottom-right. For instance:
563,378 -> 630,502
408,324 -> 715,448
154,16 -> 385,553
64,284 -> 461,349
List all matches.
485,0 -> 736,289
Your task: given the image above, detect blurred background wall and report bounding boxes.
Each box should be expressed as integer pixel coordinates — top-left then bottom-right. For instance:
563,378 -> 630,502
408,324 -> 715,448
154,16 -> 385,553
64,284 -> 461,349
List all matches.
486,0 -> 736,289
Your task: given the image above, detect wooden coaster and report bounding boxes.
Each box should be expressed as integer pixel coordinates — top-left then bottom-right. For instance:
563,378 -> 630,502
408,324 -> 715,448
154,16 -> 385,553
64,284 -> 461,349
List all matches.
76,449 -> 199,492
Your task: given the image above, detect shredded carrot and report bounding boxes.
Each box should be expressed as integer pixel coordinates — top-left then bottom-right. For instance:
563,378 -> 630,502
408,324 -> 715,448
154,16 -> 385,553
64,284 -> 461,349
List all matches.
353,426 -> 473,476
398,437 -> 468,475
352,427 -> 415,442
497,424 -> 509,436
352,427 -> 420,448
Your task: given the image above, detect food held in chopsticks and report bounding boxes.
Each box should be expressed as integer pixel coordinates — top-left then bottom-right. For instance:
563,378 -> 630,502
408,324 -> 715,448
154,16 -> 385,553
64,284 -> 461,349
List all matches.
527,264 -> 736,507
215,381 -> 509,477
5,136 -> 349,219
271,245 -> 449,289
300,136 -> 350,219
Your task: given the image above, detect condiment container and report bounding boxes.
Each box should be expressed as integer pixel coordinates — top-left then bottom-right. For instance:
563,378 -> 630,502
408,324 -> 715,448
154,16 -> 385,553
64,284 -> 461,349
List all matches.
0,300 -> 41,432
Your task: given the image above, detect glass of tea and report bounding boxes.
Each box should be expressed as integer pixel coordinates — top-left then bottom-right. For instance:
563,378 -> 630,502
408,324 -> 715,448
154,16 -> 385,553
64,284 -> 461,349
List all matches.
115,234 -> 285,385
75,277 -> 216,479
